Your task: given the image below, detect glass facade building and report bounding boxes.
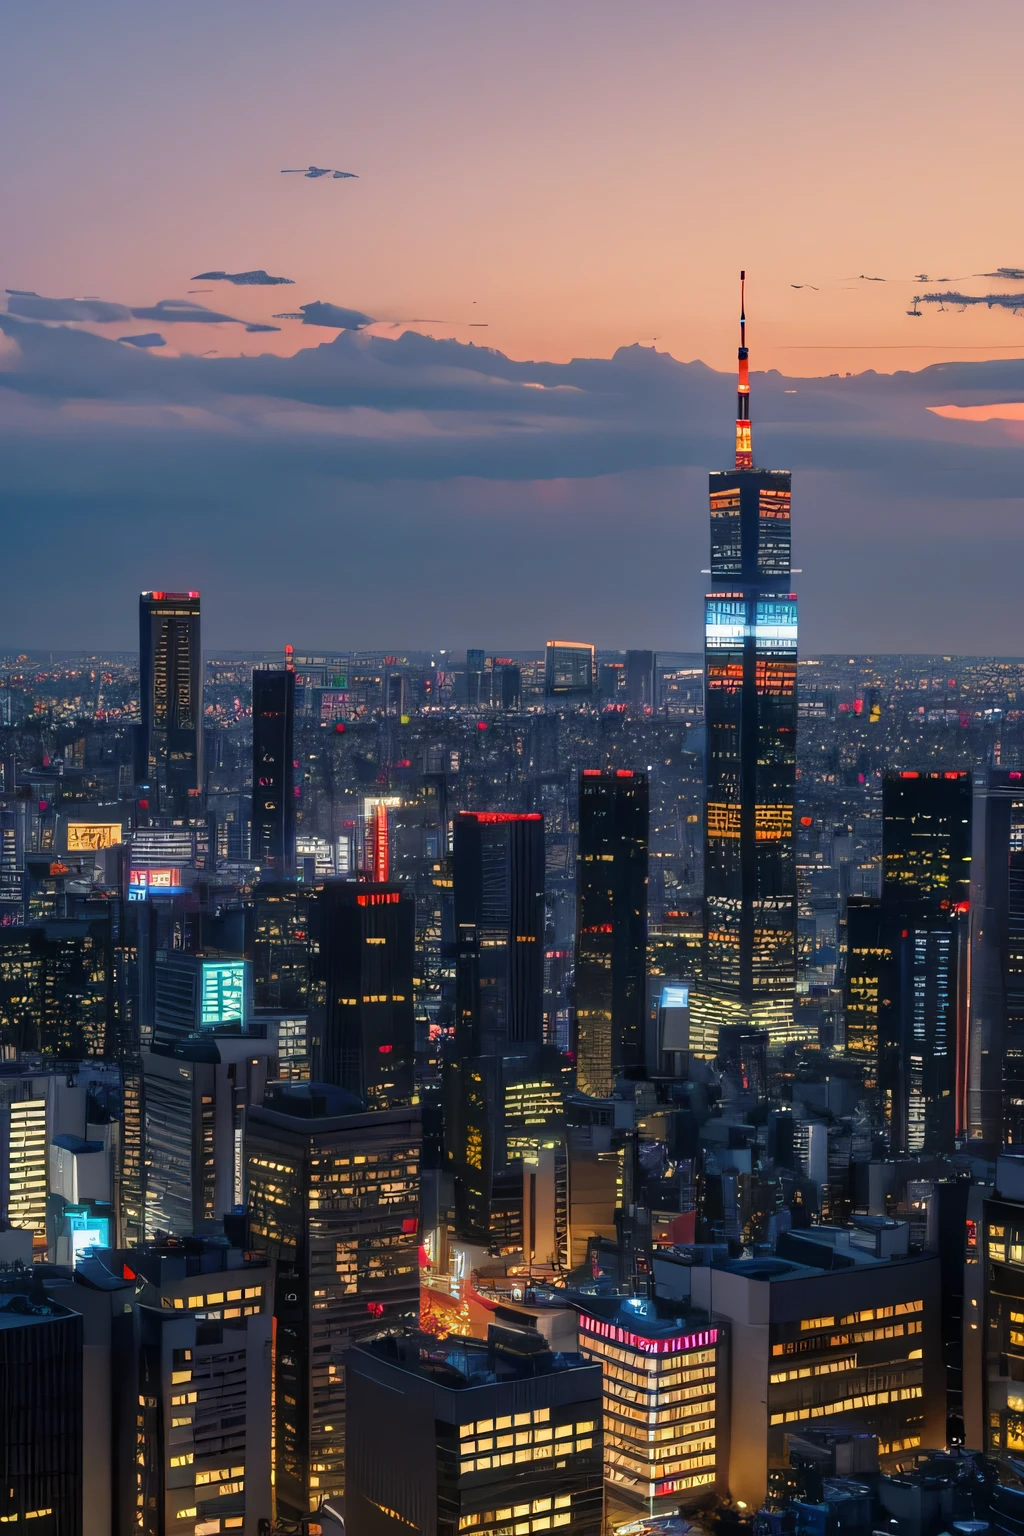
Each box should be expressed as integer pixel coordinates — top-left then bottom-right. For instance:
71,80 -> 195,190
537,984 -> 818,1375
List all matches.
698,306 -> 798,1052
251,666 -> 296,873
138,590 -> 203,816
574,771 -> 649,1099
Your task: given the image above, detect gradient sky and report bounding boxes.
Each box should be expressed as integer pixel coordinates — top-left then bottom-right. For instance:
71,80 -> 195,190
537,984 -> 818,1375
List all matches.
3,0 -> 1024,652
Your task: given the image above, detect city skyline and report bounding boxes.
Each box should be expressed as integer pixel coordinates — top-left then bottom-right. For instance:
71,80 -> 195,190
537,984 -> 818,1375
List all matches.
4,2 -> 1024,654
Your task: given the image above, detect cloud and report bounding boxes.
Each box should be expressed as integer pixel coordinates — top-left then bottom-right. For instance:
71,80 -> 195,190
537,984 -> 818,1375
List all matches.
272,300 -> 374,330
127,298 -> 248,325
1,316 -> 1023,652
117,333 -> 166,348
6,292 -> 132,323
245,322 -> 281,333
920,289 -> 1024,312
192,269 -> 294,286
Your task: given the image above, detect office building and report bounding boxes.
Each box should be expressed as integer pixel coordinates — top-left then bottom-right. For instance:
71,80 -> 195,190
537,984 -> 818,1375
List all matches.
105,1237 -> 272,1536
624,650 -> 656,711
310,880 -> 415,1109
544,642 -> 594,703
844,771 -> 971,1153
143,1034 -> 272,1237
250,879 -> 316,1016
138,590 -> 203,815
346,1327 -> 603,1536
576,1298 -> 723,1511
454,812 -> 545,1057
246,1084 -> 421,1517
882,769 -> 972,904
964,1154 -> 1024,1459
574,770 -> 648,1098
0,916 -> 112,1059
689,1239 -> 944,1507
153,951 -> 252,1046
694,274 -> 798,1054
449,811 -> 551,1246
0,1276 -> 83,1535
968,769 -> 1024,1147
492,660 -> 522,711
251,666 -> 296,872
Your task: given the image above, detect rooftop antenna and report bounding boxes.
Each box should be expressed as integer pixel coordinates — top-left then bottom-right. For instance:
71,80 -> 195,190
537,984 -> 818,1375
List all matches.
735,269 -> 752,469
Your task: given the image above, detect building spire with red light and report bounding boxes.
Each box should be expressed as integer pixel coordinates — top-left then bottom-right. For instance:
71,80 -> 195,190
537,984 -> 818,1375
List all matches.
735,269 -> 752,470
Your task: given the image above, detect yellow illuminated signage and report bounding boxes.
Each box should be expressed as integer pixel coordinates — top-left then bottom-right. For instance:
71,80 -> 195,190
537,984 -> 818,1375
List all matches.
67,822 -> 122,851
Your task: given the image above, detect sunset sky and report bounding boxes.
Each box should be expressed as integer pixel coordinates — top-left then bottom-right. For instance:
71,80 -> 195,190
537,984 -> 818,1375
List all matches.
3,0 -> 1024,651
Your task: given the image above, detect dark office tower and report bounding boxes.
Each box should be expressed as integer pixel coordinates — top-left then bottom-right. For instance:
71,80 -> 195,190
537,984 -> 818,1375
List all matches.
846,771 -> 972,1153
346,1329 -> 603,1536
492,659 -> 522,711
574,770 -> 648,1098
883,769 -> 972,904
0,1281 -> 83,1535
251,666 -> 296,871
449,812 -> 548,1245
466,648 -> 486,709
625,649 -> 656,710
137,590 -> 203,816
970,771 -> 1024,1148
544,641 -> 595,703
251,879 -> 316,1014
247,1083 -> 421,1519
693,273 -> 797,1058
310,880 -> 415,1109
454,812 -> 545,1055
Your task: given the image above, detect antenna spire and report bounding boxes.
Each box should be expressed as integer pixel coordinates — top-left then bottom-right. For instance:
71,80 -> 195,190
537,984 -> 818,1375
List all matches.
735,269 -> 752,469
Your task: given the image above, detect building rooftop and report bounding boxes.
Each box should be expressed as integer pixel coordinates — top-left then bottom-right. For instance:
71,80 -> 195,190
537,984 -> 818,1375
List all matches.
573,1293 -> 715,1341
357,1326 -> 591,1388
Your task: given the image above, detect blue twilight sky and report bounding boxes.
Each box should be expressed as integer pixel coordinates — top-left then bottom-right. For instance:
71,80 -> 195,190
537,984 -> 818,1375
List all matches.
2,0 -> 1024,652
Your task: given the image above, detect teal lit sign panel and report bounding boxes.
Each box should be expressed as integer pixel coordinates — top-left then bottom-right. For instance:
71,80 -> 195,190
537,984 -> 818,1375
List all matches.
201,960 -> 246,1028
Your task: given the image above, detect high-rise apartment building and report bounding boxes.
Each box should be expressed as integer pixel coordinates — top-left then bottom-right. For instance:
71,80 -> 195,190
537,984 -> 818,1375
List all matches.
346,1327 -> 603,1536
138,590 -> 203,815
693,275 -> 797,1056
574,770 -> 648,1098
246,1084 -> 421,1518
251,666 -> 296,872
310,881 -> 415,1109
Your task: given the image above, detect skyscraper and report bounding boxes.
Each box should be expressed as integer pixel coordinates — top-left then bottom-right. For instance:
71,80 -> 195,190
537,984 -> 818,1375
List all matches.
448,811 -> 549,1245
574,770 -> 648,1098
310,880 -> 416,1109
454,812 -> 545,1057
969,770 -> 1024,1148
251,666 -> 296,872
247,1083 -> 421,1517
693,274 -> 798,1055
845,770 -> 971,1153
137,590 -> 203,815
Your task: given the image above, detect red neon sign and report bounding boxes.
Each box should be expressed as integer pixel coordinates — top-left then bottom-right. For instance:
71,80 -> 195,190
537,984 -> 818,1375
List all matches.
357,892 -> 400,907
579,1313 -> 719,1355
460,812 -> 542,823
373,803 -> 390,883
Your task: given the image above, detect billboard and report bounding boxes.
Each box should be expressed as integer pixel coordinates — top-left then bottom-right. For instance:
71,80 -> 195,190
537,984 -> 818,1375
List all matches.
128,866 -> 184,901
200,959 -> 247,1029
67,1208 -> 110,1266
67,822 -> 122,851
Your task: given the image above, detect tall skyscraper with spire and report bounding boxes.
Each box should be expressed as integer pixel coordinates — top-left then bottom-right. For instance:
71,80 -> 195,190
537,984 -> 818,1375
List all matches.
691,274 -> 799,1056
